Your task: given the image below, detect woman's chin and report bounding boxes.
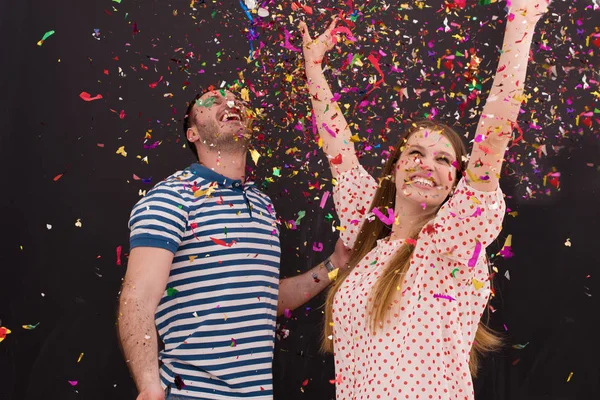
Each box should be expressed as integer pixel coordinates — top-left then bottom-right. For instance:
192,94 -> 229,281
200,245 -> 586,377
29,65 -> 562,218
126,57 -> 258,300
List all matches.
400,187 -> 448,210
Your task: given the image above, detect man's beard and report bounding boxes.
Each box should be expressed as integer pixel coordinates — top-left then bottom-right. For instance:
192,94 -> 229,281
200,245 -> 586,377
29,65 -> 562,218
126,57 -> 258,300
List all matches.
199,120 -> 251,154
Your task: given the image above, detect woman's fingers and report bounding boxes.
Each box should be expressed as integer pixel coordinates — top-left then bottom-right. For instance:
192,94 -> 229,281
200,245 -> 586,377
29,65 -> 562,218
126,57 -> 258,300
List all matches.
325,17 -> 339,35
298,21 -> 312,45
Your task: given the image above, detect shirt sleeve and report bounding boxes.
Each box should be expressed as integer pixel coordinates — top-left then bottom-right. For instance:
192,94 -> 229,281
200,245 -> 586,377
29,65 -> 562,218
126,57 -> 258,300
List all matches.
128,183 -> 190,254
332,163 -> 379,249
428,177 -> 506,278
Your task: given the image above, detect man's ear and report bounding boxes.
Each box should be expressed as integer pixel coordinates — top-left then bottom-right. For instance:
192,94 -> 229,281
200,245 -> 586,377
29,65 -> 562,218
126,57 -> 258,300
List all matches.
187,127 -> 200,143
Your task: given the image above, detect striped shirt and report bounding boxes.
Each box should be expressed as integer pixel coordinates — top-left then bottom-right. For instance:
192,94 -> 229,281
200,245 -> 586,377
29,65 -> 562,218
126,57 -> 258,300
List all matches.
128,163 -> 281,399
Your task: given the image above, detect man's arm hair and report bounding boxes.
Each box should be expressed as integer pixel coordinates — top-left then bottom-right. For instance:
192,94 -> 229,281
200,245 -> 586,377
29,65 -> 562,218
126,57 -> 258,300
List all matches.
117,247 -> 173,392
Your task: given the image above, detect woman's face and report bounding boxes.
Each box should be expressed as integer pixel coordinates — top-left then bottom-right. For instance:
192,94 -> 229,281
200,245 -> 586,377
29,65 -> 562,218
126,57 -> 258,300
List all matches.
394,128 -> 459,210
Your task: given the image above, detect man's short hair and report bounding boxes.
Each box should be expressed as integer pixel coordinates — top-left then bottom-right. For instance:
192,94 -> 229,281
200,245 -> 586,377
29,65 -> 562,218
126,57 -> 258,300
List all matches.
183,93 -> 203,160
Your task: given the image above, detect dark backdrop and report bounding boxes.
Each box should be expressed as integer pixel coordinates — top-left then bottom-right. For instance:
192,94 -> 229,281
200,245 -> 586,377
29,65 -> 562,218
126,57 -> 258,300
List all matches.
1,0 -> 599,399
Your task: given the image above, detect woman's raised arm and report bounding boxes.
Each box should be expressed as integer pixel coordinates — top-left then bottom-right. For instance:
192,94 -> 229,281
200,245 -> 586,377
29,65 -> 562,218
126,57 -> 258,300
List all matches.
466,0 -> 551,192
300,18 -> 359,179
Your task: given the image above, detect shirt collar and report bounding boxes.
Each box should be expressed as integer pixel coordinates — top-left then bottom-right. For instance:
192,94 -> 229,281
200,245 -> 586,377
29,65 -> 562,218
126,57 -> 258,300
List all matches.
188,163 -> 254,190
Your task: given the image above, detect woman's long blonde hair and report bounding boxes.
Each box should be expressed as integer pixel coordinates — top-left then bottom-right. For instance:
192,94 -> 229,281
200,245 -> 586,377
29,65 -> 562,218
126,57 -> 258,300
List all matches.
321,120 -> 502,377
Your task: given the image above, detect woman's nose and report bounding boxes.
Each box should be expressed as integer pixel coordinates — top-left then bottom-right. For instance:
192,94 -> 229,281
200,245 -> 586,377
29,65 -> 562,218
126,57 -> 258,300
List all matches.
417,156 -> 435,171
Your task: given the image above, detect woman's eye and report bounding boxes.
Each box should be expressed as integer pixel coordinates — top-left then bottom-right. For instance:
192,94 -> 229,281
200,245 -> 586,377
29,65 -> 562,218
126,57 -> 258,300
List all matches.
409,150 -> 423,156
438,157 -> 450,164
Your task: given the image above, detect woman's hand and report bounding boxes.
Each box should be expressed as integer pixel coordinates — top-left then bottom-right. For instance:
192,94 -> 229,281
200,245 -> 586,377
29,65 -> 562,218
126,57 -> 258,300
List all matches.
507,0 -> 551,24
298,18 -> 338,68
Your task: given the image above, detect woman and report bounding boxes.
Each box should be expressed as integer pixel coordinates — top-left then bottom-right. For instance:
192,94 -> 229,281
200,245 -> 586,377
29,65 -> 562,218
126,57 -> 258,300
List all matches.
298,1 -> 551,398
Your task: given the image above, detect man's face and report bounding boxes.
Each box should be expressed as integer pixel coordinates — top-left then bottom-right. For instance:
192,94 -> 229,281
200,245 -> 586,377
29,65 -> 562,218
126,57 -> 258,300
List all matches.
187,90 -> 251,152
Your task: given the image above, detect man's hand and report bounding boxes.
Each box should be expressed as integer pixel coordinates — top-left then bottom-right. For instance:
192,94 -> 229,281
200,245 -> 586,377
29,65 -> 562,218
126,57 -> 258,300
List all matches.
330,237 -> 352,272
137,383 -> 165,400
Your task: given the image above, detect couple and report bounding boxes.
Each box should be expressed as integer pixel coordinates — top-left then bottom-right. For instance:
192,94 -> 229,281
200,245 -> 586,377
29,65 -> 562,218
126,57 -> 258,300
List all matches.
118,1 -> 552,399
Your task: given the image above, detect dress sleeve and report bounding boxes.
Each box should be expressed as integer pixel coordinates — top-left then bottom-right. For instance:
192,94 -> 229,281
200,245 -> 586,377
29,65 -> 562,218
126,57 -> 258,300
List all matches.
332,163 -> 379,249
128,183 -> 190,254
428,177 -> 506,278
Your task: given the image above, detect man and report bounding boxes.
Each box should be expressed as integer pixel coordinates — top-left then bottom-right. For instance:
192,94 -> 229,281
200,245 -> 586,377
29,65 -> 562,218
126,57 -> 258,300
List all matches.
117,89 -> 349,400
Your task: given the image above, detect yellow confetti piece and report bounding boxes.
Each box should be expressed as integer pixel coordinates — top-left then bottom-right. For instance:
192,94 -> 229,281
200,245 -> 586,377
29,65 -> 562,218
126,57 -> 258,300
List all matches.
250,149 -> 261,165
503,234 -> 512,248
77,353 -> 84,363
189,255 -> 197,262
327,268 -> 339,281
116,146 -> 127,157
472,278 -> 484,290
240,87 -> 250,102
194,186 -> 216,198
567,372 -> 573,382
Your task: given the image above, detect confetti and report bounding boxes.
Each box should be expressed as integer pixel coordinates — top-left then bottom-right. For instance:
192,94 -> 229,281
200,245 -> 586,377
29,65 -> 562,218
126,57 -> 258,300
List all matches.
79,91 -> 103,102
37,30 -> 55,46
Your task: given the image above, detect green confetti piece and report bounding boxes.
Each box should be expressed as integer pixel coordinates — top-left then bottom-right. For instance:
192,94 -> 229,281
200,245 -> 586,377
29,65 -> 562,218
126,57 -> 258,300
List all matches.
166,288 -> 179,296
196,97 -> 215,108
224,227 -> 227,237
325,213 -> 333,220
451,268 -> 460,278
272,167 -> 281,177
22,323 -> 40,330
112,0 -> 122,3
295,210 -> 306,225
37,30 -> 55,46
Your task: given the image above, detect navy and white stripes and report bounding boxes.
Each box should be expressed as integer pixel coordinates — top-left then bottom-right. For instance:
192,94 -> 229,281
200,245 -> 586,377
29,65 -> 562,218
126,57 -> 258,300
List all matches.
129,163 -> 280,399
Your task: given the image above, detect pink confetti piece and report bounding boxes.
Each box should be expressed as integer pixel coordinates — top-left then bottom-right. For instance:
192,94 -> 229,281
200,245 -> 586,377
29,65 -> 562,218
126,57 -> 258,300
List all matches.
68,381 -> 78,386
433,293 -> 456,301
467,240 -> 483,268
321,123 -> 337,138
312,242 -> 323,252
372,208 -> 394,225
282,29 -> 301,52
116,245 -> 122,266
320,191 -> 330,209
148,76 -> 163,88
470,207 -> 483,217
283,309 -> 292,318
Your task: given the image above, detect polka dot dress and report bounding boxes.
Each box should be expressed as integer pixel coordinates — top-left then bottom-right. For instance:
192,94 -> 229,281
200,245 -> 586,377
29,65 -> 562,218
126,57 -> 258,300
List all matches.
331,164 -> 505,400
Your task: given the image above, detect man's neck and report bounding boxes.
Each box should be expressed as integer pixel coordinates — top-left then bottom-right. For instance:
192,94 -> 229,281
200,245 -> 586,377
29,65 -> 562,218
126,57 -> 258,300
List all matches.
196,148 -> 247,182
